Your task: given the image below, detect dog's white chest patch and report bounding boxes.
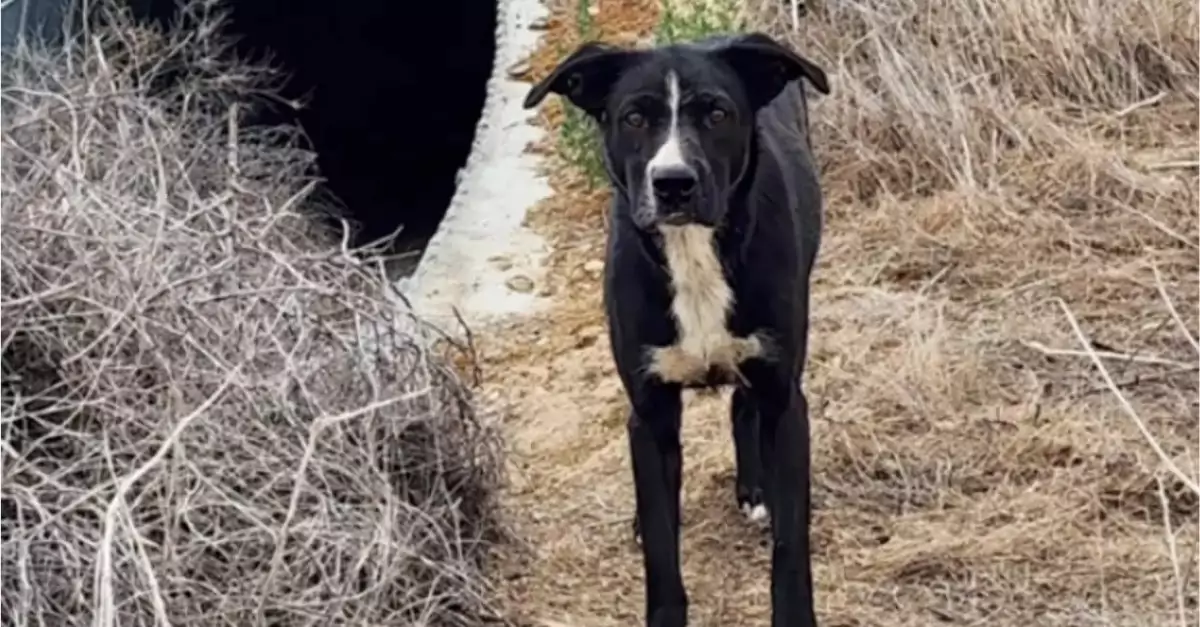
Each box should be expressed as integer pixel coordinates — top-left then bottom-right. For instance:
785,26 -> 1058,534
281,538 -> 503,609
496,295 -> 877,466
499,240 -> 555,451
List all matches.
646,224 -> 764,384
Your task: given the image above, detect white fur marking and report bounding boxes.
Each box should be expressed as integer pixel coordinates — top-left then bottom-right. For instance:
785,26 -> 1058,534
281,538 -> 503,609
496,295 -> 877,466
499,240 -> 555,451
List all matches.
742,503 -> 770,526
646,224 -> 764,384
644,71 -> 685,213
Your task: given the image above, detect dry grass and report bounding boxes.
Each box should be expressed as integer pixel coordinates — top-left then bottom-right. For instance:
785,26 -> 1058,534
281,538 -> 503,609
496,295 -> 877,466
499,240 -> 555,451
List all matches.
761,0 -> 1200,623
485,0 -> 1199,625
0,3 -> 504,625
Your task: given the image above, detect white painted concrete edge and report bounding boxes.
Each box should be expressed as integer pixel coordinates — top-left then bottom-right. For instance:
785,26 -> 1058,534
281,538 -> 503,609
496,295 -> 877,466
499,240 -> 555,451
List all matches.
393,0 -> 554,338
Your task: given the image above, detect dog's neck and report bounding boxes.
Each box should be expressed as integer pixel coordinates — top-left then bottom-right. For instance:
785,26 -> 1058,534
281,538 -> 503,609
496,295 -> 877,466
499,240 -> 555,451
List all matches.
643,129 -> 766,386
646,219 -> 767,385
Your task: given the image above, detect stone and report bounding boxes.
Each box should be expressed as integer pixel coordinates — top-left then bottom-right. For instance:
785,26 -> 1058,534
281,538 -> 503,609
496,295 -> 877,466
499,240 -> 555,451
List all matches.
489,255 -> 514,271
507,60 -> 531,79
506,274 -> 535,293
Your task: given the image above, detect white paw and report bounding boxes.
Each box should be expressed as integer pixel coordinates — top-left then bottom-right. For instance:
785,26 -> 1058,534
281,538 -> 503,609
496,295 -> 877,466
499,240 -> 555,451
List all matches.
741,502 -> 770,526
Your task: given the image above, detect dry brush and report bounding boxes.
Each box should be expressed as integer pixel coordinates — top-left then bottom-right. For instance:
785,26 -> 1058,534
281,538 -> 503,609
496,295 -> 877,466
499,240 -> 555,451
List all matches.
1,4 -> 504,626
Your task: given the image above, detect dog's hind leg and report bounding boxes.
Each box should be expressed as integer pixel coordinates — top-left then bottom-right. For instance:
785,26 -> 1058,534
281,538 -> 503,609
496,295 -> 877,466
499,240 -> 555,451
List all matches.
626,386 -> 688,627
731,386 -> 769,526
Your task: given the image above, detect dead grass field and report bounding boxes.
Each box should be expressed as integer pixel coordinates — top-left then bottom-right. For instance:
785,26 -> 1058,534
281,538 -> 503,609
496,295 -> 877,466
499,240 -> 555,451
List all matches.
487,0 -> 1200,625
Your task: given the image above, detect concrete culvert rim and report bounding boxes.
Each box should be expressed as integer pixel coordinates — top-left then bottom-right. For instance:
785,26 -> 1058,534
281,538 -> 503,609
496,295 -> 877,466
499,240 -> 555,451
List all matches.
393,0 -> 555,331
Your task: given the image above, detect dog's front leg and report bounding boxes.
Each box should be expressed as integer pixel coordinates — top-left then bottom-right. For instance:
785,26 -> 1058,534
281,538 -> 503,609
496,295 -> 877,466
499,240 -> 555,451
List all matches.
627,385 -> 687,627
755,375 -> 816,627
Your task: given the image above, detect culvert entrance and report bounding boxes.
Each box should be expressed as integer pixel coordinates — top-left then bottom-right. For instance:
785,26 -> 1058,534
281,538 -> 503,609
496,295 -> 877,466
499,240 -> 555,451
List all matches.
126,0 -> 499,275
220,0 -> 499,273
3,0 -> 553,326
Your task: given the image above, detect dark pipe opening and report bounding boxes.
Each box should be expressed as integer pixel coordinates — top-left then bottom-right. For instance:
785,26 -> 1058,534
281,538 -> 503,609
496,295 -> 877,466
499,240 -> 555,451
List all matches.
134,0 -> 498,266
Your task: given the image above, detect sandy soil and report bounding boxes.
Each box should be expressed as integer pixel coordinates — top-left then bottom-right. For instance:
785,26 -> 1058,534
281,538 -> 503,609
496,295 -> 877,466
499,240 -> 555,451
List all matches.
474,1 -> 1200,625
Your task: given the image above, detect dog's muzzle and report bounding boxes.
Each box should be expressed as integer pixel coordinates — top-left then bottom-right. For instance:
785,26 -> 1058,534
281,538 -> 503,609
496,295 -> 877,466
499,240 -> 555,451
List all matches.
650,163 -> 699,222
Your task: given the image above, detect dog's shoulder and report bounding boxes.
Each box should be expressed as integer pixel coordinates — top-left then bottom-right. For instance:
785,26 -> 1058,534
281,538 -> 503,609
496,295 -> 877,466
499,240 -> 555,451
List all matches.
739,83 -> 822,262
752,83 -> 820,203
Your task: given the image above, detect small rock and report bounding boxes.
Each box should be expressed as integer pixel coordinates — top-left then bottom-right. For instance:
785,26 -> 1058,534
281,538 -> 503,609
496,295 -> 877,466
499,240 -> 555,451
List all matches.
490,255 -> 514,271
507,60 -> 531,79
583,259 -> 604,275
528,16 -> 550,30
574,324 -> 602,349
537,284 -> 556,298
506,274 -> 535,293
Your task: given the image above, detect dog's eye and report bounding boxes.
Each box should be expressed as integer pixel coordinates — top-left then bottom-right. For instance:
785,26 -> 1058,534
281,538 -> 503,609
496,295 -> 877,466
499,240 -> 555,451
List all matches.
623,111 -> 646,128
707,107 -> 729,125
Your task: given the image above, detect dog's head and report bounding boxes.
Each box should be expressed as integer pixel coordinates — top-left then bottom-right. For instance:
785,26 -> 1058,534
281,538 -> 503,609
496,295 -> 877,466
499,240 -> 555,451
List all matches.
523,32 -> 829,230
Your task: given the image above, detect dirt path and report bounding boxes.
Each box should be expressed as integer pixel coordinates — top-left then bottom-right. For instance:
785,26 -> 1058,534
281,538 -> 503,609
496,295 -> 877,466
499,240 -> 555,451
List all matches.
473,1 -> 1199,625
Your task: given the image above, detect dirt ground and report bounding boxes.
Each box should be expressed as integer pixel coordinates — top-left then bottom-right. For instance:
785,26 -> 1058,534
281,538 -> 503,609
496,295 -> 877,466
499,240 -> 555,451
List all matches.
477,1 -> 1200,625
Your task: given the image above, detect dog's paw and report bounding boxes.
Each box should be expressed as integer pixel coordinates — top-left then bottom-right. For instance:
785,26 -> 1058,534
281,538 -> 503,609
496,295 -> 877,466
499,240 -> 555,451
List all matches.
740,501 -> 770,527
736,487 -> 770,528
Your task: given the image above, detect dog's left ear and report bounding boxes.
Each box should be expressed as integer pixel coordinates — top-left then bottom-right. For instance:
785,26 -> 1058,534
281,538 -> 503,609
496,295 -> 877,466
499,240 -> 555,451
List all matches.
523,42 -> 637,119
711,32 -> 830,110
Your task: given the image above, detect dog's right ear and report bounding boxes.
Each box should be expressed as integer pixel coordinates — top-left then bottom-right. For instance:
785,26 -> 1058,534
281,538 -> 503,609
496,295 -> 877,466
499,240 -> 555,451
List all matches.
523,42 -> 634,118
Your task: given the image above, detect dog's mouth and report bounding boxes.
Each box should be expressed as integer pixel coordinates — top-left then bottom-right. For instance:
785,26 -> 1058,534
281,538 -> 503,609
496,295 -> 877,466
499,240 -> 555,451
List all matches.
656,213 -> 720,228
658,213 -> 692,226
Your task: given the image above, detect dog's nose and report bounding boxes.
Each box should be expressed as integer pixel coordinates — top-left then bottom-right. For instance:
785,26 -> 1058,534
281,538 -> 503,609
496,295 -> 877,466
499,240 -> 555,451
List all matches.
651,165 -> 698,205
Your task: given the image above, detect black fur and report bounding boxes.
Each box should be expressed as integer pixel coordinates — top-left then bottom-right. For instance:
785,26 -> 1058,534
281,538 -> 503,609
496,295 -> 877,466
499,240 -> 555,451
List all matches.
525,32 -> 829,627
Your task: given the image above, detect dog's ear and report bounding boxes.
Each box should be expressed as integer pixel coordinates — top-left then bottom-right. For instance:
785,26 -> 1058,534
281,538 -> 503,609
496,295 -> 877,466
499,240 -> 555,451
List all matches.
523,41 -> 634,117
711,32 -> 830,110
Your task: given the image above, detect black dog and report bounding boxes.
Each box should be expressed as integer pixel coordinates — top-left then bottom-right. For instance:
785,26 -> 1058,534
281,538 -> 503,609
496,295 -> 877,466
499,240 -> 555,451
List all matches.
523,32 -> 830,627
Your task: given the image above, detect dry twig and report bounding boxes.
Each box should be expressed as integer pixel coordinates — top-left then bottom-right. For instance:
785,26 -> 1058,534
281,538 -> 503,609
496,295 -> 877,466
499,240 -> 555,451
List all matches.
0,3 -> 506,625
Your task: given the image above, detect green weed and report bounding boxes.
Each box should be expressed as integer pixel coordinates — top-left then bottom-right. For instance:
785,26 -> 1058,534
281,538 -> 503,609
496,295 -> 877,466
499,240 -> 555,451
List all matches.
555,0 -> 607,187
655,0 -> 743,45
